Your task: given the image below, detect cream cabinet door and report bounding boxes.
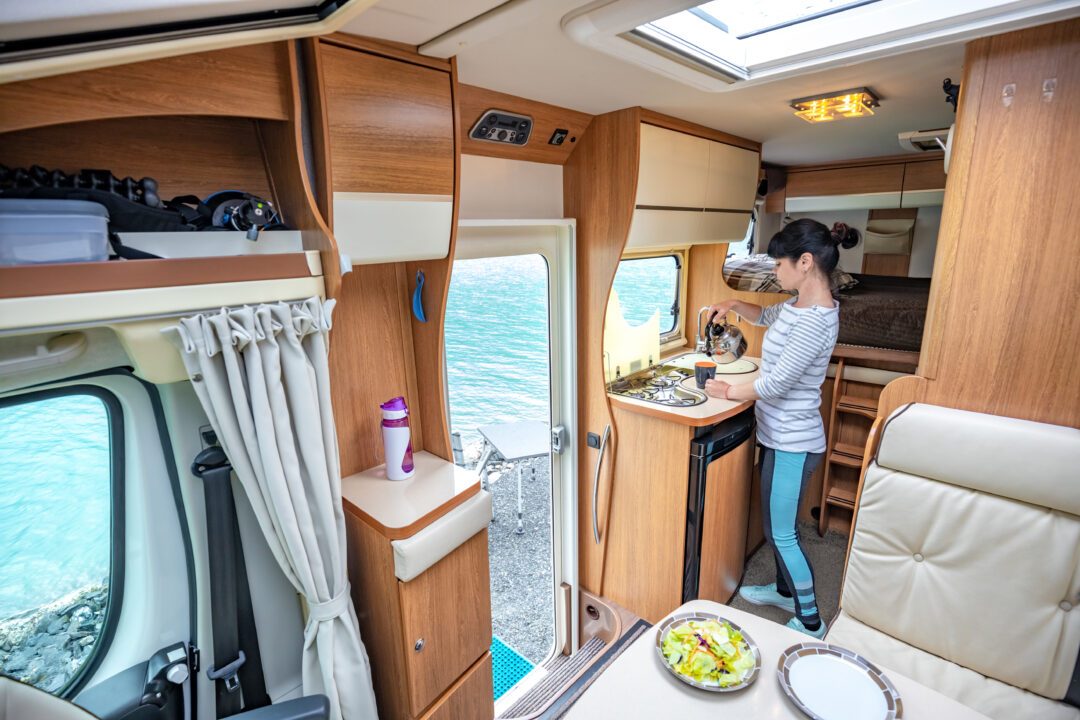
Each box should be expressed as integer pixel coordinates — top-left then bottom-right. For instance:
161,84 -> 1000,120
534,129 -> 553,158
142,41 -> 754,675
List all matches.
701,211 -> 752,243
636,124 -> 709,208
625,208 -> 705,251
704,141 -> 759,211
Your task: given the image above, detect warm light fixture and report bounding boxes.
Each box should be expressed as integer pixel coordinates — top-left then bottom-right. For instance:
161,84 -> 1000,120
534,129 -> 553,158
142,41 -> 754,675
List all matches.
790,87 -> 880,123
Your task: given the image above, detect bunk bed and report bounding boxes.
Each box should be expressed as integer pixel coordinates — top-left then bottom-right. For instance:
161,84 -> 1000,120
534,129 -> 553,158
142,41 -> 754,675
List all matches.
723,253 -> 930,353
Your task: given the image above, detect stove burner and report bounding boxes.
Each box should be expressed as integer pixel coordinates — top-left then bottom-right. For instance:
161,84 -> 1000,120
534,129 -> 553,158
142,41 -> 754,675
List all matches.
608,363 -> 706,407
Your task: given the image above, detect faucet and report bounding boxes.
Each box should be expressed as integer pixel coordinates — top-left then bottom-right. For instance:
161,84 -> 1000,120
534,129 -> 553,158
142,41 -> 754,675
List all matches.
696,306 -> 715,354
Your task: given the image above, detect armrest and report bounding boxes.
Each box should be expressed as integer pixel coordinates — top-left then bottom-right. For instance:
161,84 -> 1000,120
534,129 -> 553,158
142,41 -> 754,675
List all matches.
233,696 -> 330,720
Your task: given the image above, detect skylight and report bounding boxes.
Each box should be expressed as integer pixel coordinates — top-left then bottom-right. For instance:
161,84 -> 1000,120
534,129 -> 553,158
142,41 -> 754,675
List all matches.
692,1 -> 879,39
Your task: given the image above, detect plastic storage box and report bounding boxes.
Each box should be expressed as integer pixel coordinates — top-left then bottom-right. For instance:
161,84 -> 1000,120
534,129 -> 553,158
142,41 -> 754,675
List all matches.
0,199 -> 110,265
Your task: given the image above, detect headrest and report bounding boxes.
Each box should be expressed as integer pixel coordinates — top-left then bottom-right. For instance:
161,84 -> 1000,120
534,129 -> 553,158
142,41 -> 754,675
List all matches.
876,403 -> 1080,516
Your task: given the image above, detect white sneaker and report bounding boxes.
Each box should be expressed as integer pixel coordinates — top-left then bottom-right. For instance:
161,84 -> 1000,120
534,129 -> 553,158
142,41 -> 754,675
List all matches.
738,583 -> 796,613
786,616 -> 827,639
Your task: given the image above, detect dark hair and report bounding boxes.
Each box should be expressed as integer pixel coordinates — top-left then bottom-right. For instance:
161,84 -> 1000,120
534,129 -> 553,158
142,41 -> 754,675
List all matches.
767,219 -> 860,274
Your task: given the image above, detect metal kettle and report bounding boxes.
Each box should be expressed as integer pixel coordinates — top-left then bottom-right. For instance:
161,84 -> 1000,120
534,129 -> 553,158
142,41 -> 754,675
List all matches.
698,308 -> 747,364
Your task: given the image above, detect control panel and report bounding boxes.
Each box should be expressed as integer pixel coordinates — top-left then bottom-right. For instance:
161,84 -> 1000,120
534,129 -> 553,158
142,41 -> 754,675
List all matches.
469,109 -> 532,146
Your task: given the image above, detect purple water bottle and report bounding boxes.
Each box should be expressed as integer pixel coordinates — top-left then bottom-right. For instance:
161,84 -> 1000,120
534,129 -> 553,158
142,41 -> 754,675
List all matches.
380,396 -> 415,480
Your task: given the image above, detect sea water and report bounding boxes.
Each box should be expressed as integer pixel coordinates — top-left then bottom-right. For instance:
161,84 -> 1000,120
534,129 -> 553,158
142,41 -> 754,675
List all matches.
0,255 -> 676,619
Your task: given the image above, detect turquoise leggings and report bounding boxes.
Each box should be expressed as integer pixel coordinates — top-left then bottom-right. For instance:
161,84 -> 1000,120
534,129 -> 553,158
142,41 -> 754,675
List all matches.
760,446 -> 824,626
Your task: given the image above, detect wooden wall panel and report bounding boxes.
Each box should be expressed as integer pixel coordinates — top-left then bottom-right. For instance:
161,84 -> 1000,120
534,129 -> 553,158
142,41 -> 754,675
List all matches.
564,108 -> 641,596
683,243 -> 790,357
458,83 -> 593,165
862,253 -> 911,277
909,19 -> 1080,428
330,264 -> 422,476
0,43 -> 291,134
0,116 -> 275,202
321,42 -> 454,196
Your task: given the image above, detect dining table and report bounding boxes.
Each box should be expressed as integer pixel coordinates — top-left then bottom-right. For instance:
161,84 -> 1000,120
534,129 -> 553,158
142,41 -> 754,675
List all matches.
565,599 -> 992,719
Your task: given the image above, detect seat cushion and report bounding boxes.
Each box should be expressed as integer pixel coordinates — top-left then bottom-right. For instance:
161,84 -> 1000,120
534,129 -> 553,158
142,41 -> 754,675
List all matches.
827,611 -> 1080,720
843,462 -> 1080,698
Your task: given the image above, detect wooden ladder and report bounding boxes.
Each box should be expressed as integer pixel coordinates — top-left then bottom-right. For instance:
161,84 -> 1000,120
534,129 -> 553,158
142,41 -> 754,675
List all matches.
817,358 -> 879,535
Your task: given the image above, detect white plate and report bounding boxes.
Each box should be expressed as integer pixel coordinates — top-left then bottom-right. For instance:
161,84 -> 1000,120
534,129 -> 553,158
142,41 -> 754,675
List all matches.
778,643 -> 903,720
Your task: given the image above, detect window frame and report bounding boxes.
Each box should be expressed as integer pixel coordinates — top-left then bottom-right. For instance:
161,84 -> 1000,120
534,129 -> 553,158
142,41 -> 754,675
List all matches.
614,250 -> 687,349
0,385 -> 125,699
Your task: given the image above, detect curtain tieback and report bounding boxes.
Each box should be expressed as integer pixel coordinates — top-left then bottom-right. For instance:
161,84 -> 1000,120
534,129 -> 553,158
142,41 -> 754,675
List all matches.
308,584 -> 352,623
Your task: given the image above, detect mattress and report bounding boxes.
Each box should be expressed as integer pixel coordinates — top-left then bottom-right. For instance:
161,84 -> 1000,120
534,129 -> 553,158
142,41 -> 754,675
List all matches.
836,274 -> 931,352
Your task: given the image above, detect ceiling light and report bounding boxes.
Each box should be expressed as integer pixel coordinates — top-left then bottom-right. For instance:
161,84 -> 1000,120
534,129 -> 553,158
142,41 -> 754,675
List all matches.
790,87 -> 880,123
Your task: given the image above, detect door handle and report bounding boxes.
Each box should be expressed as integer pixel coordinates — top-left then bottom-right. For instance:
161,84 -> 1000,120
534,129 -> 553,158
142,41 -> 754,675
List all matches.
592,425 -> 611,544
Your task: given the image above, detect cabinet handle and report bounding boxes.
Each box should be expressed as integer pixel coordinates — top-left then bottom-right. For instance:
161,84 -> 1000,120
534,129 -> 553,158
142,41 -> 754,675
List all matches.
592,424 -> 611,545
414,638 -> 425,653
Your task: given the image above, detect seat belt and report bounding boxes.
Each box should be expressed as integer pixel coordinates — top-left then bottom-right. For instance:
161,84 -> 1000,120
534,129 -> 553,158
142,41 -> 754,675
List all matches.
192,446 -> 271,718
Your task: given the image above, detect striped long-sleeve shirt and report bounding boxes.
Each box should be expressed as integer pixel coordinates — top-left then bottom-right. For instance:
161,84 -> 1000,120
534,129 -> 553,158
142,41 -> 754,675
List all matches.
752,298 -> 839,453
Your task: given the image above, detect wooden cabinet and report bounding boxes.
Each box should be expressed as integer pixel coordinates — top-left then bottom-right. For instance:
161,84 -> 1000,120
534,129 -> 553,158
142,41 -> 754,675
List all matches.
698,435 -> 755,603
901,159 -> 947,208
398,531 -> 491,715
705,140 -> 759,212
342,463 -> 493,720
637,123 -> 709,208
418,653 -> 494,720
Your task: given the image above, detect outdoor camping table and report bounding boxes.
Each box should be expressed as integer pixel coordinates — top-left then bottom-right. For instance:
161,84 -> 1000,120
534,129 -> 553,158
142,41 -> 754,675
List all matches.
565,600 -> 991,719
476,420 -> 550,534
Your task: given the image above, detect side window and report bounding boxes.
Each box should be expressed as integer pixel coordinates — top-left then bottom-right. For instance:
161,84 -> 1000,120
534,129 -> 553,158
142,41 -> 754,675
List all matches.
611,254 -> 681,340
0,389 -> 122,696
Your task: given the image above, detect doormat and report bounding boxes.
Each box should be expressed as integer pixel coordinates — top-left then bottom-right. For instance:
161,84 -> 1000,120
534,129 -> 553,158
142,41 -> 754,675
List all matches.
492,636 -> 535,700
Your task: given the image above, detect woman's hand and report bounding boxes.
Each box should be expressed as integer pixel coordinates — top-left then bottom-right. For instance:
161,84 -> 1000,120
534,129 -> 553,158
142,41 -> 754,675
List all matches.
704,379 -> 731,399
707,300 -> 738,322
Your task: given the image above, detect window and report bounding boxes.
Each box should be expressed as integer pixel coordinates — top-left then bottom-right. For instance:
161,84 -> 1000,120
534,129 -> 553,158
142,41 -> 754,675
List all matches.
611,255 -> 681,339
0,388 -> 122,696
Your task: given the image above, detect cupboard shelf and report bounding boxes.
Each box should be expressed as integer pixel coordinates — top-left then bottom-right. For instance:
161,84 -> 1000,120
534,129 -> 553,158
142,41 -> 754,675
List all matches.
828,450 -> 865,469
837,394 -> 879,418
825,487 -> 857,508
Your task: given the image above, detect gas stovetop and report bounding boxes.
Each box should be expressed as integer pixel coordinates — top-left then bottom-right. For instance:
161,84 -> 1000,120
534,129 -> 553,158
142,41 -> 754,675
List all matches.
607,363 -> 707,407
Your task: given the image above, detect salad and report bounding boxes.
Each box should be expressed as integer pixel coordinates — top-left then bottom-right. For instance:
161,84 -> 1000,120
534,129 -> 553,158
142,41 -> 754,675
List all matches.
660,619 -> 756,688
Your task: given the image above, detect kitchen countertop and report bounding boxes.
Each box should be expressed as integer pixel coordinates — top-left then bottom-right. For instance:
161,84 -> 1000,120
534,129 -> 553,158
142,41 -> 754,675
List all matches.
566,600 -> 991,719
340,451 -> 480,540
608,354 -> 761,427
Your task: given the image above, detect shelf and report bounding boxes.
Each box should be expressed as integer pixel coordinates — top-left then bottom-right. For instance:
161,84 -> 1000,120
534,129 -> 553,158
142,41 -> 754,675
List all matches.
833,441 -> 866,460
825,487 -> 857,508
828,451 -> 864,469
0,252 -> 319,300
837,394 -> 878,419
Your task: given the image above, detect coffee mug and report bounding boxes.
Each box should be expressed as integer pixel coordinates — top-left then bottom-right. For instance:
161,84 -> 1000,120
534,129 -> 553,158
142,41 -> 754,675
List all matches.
695,361 -> 717,389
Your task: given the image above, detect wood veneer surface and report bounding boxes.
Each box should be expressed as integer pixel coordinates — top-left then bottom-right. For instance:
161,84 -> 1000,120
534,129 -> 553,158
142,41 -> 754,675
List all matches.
902,159 -> 947,192
0,43 -> 291,134
321,42 -> 454,196
912,19 -> 1080,427
418,653 -> 493,720
0,115 -> 275,202
458,83 -> 593,165
786,164 -> 905,198
603,406 -> 692,623
399,530 -> 490,716
330,264 -> 421,476
345,511 -> 411,720
563,108 -> 642,596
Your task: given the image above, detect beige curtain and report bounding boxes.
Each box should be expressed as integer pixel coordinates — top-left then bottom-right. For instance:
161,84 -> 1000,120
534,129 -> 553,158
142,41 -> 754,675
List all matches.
166,298 -> 377,720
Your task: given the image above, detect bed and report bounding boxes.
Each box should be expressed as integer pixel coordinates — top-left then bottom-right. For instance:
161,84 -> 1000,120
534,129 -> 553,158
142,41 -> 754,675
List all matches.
723,254 -> 930,353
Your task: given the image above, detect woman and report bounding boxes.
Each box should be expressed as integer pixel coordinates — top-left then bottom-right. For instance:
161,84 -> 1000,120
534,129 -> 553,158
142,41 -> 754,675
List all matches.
704,218 -> 859,638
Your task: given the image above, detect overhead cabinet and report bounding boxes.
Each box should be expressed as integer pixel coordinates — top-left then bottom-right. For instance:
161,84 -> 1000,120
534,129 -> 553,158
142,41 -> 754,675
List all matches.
320,41 -> 455,264
784,159 -> 946,212
627,123 -> 758,251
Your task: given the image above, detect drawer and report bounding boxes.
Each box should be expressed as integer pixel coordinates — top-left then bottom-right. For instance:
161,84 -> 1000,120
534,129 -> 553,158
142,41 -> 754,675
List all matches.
419,652 -> 494,720
399,529 -> 491,715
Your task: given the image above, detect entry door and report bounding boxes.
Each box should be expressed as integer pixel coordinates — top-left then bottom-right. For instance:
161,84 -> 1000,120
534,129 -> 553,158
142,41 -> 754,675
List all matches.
447,220 -> 579,665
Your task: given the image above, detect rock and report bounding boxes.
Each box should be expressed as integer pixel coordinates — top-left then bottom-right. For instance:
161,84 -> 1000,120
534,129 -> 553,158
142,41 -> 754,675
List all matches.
46,618 -> 65,634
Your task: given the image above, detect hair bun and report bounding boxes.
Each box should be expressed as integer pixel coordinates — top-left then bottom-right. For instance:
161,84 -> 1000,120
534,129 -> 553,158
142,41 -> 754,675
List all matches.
831,222 -> 861,250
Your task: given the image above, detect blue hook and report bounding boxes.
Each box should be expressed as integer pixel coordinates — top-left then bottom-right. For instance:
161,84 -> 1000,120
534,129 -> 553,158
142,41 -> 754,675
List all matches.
412,270 -> 428,323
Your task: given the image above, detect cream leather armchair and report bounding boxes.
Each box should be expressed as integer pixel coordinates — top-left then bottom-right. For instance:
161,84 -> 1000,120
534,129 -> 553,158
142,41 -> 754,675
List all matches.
827,403 -> 1080,720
